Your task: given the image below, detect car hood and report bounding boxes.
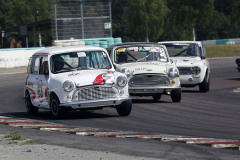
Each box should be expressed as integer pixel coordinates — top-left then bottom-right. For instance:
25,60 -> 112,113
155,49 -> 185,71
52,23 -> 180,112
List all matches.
53,70 -> 115,87
170,57 -> 201,67
116,62 -> 168,75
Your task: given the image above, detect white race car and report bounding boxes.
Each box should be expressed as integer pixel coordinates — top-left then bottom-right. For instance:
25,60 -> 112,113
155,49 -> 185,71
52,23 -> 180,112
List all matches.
107,42 -> 181,102
24,46 -> 132,118
159,41 -> 210,92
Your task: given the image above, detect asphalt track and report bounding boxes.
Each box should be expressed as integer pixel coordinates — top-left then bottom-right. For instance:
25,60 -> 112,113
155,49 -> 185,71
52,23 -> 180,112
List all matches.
0,57 -> 239,159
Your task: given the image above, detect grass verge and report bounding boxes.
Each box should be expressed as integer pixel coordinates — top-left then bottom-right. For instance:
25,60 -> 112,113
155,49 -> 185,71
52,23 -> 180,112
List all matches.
206,44 -> 240,58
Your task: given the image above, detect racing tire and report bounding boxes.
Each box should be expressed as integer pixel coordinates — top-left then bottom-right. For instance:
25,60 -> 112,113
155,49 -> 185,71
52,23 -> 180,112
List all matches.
25,91 -> 38,114
50,95 -> 64,118
152,94 -> 161,101
199,72 -> 210,93
171,89 -> 181,102
116,99 -> 132,116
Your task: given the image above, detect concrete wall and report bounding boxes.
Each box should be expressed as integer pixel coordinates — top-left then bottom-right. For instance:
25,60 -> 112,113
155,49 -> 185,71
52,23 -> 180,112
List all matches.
0,48 -> 44,68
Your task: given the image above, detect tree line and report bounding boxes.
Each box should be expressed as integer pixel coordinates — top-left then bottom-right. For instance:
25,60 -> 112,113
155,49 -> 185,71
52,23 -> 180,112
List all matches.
0,0 -> 239,47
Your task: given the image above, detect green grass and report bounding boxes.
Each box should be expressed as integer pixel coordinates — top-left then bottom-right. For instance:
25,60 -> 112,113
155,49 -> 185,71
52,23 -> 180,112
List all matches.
206,44 -> 240,58
20,140 -> 36,145
4,128 -> 24,140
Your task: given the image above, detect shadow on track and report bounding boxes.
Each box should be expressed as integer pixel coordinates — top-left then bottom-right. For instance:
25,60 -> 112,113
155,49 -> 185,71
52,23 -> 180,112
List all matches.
0,110 -> 119,121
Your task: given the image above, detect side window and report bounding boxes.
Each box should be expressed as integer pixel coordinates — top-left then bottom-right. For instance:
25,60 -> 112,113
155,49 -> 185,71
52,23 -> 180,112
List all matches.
27,57 -> 32,74
195,45 -> 200,57
39,56 -> 49,75
29,56 -> 39,75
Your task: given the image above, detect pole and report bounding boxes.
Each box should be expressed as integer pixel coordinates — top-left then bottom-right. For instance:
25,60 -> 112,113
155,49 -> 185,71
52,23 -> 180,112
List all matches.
54,3 -> 58,40
109,0 -> 112,37
80,0 -> 84,39
1,31 -> 4,48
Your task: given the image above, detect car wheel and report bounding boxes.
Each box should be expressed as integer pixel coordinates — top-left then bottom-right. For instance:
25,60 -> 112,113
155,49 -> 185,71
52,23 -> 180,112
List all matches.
199,72 -> 210,92
171,89 -> 181,102
25,91 -> 38,114
152,94 -> 161,101
116,99 -> 132,116
50,95 -> 64,118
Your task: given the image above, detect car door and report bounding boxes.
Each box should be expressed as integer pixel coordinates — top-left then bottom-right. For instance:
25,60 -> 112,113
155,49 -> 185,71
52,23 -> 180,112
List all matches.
37,56 -> 49,108
26,56 -> 40,107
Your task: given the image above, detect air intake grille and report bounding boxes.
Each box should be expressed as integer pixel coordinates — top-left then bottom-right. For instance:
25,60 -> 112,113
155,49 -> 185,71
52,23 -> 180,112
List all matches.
72,86 -> 119,101
129,74 -> 170,87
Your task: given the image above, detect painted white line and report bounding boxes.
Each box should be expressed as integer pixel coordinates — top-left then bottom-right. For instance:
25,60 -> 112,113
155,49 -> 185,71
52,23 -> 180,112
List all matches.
8,124 -> 55,127
212,143 -> 240,148
162,137 -> 215,142
187,140 -> 240,145
76,131 -> 117,136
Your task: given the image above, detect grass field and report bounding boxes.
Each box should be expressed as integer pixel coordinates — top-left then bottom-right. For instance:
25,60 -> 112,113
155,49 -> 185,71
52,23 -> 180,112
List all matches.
206,44 -> 240,58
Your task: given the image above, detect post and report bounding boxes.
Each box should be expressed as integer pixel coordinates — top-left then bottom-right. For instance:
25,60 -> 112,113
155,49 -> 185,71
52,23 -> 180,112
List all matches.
54,3 -> 58,40
1,31 -> 4,48
80,0 -> 84,39
26,37 -> 28,48
109,0 -> 112,37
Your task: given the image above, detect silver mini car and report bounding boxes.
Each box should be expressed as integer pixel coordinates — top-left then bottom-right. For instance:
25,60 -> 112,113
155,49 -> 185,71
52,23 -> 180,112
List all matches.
107,42 -> 181,102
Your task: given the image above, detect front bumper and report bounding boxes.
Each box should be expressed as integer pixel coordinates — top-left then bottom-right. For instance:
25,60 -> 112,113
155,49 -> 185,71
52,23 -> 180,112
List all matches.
129,85 -> 181,94
60,97 -> 131,109
179,75 -> 202,85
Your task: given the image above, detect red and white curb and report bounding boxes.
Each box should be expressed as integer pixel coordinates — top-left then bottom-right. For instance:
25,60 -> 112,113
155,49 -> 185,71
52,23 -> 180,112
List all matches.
1,115 -> 240,150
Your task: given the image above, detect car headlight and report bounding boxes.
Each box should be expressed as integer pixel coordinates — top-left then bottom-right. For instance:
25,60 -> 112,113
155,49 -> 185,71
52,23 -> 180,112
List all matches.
168,68 -> 179,78
63,80 -> 75,92
120,68 -> 131,78
191,66 -> 201,75
116,75 -> 128,87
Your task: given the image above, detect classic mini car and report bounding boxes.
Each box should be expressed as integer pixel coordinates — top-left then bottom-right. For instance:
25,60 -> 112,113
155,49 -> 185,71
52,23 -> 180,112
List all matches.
106,42 -> 181,102
159,41 -> 210,92
24,46 -> 132,118
236,58 -> 240,72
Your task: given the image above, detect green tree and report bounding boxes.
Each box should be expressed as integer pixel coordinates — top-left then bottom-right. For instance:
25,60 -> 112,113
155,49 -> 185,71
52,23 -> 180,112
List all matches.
226,0 -> 240,38
123,0 -> 168,42
0,0 -> 15,30
166,0 -> 214,41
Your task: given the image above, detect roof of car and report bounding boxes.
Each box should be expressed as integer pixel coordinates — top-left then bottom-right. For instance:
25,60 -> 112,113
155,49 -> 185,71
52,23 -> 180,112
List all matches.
33,45 -> 106,56
107,42 -> 163,48
158,41 -> 202,45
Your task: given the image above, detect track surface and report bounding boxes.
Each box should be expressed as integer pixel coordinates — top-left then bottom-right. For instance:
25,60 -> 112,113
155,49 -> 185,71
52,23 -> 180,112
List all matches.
0,57 -> 239,159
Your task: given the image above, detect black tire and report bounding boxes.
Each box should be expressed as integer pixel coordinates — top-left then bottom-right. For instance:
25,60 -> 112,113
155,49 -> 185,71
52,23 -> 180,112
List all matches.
50,95 -> 64,118
199,72 -> 210,92
116,99 -> 132,116
171,89 -> 181,102
25,91 -> 38,114
152,94 -> 161,101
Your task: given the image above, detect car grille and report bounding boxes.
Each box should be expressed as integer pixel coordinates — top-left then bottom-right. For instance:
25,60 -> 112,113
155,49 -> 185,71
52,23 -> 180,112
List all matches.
72,86 -> 119,101
178,67 -> 192,75
129,74 -> 170,87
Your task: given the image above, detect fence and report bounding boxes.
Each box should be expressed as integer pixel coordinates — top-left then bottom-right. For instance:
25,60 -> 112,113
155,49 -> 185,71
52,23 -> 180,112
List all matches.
51,0 -> 112,40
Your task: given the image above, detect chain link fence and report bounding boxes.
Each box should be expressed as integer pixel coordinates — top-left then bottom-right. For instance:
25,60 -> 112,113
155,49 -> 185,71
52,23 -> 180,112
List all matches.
51,0 -> 112,40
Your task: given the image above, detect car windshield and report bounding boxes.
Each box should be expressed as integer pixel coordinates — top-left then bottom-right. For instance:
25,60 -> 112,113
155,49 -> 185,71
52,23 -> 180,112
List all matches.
114,45 -> 168,64
162,43 -> 200,57
50,51 -> 112,74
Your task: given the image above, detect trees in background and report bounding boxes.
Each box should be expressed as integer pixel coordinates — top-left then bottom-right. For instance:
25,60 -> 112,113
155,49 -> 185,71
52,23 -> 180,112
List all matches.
122,0 -> 168,42
1,0 -> 240,46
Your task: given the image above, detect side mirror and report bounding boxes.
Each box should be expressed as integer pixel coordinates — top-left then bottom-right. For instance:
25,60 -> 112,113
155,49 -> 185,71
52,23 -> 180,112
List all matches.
170,59 -> 174,64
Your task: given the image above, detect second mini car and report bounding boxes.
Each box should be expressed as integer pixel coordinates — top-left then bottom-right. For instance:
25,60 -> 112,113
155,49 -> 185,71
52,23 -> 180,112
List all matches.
107,42 -> 181,102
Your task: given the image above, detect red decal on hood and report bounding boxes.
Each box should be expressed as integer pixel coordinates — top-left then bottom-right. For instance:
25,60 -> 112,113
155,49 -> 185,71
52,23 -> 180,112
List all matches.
93,71 -> 113,85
